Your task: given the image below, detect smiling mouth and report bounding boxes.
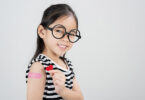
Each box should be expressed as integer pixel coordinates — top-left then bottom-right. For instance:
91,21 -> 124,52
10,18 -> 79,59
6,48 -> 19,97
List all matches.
57,44 -> 68,50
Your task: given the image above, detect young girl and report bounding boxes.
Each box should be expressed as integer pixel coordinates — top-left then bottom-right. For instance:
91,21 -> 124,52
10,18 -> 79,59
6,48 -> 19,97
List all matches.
25,4 -> 84,100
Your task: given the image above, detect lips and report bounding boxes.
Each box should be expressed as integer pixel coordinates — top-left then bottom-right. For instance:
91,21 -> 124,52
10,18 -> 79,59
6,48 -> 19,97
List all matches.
57,44 -> 68,50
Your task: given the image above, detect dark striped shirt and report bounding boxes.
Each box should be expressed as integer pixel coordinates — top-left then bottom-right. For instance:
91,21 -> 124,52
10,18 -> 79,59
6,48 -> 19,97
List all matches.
25,53 -> 75,100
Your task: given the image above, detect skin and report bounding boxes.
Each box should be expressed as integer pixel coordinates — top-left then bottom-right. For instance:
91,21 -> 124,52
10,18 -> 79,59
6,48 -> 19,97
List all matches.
39,15 -> 75,62
27,15 -> 84,100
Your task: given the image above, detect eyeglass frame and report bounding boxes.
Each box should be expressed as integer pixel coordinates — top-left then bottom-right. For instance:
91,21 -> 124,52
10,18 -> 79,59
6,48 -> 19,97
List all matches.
45,24 -> 81,43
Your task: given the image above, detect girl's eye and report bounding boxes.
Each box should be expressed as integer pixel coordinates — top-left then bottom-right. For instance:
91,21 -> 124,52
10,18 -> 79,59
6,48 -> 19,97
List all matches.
56,30 -> 62,33
55,29 -> 65,34
70,31 -> 77,36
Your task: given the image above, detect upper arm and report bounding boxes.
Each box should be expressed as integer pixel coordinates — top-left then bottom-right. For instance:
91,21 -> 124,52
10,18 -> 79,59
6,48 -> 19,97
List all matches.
27,62 -> 46,100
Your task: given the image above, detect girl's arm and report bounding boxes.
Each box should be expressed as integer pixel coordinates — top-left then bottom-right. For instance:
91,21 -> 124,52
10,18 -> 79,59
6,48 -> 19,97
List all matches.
27,62 -> 46,100
60,76 -> 84,100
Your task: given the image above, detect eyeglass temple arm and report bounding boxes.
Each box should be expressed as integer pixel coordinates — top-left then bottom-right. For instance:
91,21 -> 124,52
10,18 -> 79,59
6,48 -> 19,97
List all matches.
46,27 -> 53,31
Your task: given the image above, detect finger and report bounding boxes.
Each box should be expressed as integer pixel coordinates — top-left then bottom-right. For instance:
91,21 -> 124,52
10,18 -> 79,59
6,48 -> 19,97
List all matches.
54,80 -> 61,86
49,70 -> 57,76
49,70 -> 60,74
53,76 -> 66,85
49,70 -> 62,76
52,73 -> 62,81
56,72 -> 65,79
51,72 -> 66,81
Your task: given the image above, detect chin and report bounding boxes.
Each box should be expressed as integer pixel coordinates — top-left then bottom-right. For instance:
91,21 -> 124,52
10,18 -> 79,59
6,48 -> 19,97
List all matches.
60,52 -> 65,57
55,52 -> 65,57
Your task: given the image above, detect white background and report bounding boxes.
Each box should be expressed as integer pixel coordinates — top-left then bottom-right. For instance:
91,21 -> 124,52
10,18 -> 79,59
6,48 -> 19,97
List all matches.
0,0 -> 145,100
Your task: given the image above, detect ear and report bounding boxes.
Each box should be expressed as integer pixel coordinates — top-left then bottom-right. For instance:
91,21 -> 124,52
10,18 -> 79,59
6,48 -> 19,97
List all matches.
37,25 -> 47,39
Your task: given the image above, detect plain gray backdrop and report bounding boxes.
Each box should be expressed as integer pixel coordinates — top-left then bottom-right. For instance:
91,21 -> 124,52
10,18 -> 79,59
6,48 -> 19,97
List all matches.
0,0 -> 145,100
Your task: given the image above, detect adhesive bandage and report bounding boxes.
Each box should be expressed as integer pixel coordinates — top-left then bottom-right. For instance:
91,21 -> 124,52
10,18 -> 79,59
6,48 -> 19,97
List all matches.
28,72 -> 42,79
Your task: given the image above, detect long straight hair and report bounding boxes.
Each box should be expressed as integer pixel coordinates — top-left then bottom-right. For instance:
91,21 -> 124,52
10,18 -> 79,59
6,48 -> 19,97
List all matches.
29,4 -> 78,63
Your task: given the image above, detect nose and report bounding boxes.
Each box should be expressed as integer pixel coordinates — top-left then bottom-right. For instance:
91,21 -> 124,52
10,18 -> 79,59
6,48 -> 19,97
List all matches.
62,32 -> 69,42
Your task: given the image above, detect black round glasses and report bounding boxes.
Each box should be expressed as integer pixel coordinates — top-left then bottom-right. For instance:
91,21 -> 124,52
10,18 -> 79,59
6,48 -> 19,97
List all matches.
46,24 -> 81,43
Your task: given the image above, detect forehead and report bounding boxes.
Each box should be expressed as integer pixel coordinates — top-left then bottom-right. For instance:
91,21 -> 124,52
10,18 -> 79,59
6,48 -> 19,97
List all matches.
49,16 -> 77,31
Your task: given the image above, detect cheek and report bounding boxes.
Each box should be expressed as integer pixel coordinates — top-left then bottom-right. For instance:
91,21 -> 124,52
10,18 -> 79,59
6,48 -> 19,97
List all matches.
48,32 -> 57,41
44,35 -> 58,47
68,44 -> 73,50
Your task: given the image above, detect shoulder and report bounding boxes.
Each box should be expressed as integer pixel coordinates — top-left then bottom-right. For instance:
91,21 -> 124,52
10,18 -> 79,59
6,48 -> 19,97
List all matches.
28,54 -> 45,71
65,57 -> 75,72
29,62 -> 44,72
65,57 -> 73,66
28,53 -> 49,73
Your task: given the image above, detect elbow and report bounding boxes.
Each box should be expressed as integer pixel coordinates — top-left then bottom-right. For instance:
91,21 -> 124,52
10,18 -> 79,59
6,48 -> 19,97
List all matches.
79,93 -> 84,100
80,97 -> 84,100
75,92 -> 84,100
81,96 -> 84,100
79,96 -> 84,100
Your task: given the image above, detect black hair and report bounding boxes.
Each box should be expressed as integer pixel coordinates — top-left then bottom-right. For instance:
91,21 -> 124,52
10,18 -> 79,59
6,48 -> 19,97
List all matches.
30,3 -> 78,62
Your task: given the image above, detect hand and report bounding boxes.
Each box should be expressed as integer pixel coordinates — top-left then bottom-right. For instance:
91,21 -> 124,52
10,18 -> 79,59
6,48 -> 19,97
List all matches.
49,70 -> 66,95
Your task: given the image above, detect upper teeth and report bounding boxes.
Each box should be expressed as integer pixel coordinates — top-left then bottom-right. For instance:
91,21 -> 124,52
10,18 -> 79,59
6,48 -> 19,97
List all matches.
58,44 -> 67,48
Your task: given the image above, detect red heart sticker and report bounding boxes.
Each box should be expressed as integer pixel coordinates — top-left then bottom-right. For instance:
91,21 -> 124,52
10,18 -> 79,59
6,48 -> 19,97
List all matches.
46,65 -> 53,71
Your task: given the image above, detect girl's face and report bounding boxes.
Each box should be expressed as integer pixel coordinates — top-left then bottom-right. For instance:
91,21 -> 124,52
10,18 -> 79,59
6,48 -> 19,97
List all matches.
39,15 -> 77,57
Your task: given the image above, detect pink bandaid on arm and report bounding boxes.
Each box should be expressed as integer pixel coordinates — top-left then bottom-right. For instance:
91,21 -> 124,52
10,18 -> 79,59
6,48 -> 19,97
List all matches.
28,72 -> 42,79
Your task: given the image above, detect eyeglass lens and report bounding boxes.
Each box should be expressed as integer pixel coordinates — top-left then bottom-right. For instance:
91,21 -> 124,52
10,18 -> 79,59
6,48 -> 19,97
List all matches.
52,24 -> 80,43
